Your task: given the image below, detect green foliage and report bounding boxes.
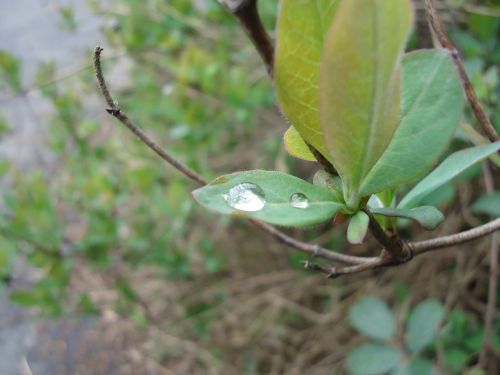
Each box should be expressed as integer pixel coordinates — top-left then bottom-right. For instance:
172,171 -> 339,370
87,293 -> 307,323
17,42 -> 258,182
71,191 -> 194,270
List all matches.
360,50 -> 463,195
347,211 -> 369,245
283,126 -> 316,162
0,50 -> 22,92
193,171 -> 344,227
471,192 -> 500,217
274,0 -> 340,160
200,0 -> 469,229
349,296 -> 395,340
347,295 -> 499,375
347,296 -> 444,375
406,300 -> 445,353
347,344 -> 402,375
399,143 -> 500,209
370,207 -> 444,231
320,0 -> 413,207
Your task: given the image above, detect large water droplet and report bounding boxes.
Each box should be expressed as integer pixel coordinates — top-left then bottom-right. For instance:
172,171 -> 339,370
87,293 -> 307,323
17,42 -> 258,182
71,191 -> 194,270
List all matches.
290,193 -> 309,209
223,183 -> 266,212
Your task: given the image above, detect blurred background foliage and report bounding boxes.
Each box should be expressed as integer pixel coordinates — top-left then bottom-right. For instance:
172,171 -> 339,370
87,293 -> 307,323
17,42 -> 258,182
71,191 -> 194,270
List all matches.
0,0 -> 498,374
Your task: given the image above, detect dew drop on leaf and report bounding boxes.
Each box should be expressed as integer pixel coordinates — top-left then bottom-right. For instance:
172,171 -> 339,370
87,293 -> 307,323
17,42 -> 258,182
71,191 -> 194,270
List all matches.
290,193 -> 309,209
223,183 -> 266,212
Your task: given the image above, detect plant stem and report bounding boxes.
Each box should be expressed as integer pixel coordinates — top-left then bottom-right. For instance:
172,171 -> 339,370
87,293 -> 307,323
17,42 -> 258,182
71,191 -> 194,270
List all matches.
363,208 -> 409,260
425,0 -> 499,143
220,0 -> 274,76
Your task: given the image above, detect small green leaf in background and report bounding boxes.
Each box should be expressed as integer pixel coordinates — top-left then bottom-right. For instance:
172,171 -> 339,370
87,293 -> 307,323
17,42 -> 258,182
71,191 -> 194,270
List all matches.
463,369 -> 486,375
283,126 -> 316,161
193,170 -> 344,227
274,0 -> 340,159
399,142 -> 500,209
360,50 -> 463,195
347,211 -> 369,244
370,206 -> 444,230
320,0 -> 413,207
391,357 -> 438,375
0,50 -> 22,92
349,296 -> 395,340
347,343 -> 402,375
406,299 -> 444,353
471,192 -> 500,218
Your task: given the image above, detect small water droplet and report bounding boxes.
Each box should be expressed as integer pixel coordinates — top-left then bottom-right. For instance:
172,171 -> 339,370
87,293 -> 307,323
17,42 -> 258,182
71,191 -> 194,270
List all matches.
290,193 -> 309,209
223,183 -> 266,212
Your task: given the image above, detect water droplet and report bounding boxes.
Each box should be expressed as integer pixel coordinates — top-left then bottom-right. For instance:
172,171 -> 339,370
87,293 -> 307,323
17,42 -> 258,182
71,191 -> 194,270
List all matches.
223,183 -> 266,212
290,193 -> 309,209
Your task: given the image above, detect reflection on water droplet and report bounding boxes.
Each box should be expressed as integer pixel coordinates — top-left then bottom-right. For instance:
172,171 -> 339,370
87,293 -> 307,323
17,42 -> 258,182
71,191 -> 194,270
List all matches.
223,183 -> 266,212
290,193 -> 309,209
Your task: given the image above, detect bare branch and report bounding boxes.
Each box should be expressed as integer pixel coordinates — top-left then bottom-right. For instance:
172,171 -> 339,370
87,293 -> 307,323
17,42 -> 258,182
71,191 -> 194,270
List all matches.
92,46 -> 370,267
93,47 -> 207,186
220,0 -> 274,75
425,0 -> 499,143
411,218 -> 500,254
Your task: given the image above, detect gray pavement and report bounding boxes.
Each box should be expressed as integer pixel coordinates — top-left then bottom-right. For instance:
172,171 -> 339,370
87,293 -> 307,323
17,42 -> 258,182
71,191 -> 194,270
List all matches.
0,1 -> 106,374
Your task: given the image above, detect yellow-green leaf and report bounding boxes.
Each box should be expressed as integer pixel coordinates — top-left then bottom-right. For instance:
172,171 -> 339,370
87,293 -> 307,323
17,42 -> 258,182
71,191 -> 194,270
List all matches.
275,0 -> 340,161
320,0 -> 413,208
283,126 -> 316,161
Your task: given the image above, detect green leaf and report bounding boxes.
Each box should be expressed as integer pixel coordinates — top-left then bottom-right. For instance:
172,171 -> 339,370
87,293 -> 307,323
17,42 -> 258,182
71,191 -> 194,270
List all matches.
391,358 -> 438,375
360,50 -> 464,195
0,51 -> 22,92
347,211 -> 369,244
406,299 -> 444,353
371,206 -> 444,230
283,126 -> 316,161
399,142 -> 500,209
347,344 -> 402,375
192,170 -> 344,227
320,0 -> 413,207
471,192 -> 500,218
274,0 -> 340,160
460,123 -> 500,168
349,296 -> 395,340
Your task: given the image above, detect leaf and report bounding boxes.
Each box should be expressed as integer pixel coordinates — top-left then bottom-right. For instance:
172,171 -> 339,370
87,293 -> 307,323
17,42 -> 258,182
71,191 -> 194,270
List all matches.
370,206 -> 444,230
471,192 -> 500,218
399,142 -> 500,209
320,0 -> 413,207
360,49 -> 464,195
391,358 -> 439,375
283,126 -> 316,161
274,0 -> 340,160
460,123 -> 500,168
347,344 -> 402,375
0,51 -> 22,92
406,299 -> 444,353
192,170 -> 344,227
349,296 -> 395,340
347,211 -> 369,244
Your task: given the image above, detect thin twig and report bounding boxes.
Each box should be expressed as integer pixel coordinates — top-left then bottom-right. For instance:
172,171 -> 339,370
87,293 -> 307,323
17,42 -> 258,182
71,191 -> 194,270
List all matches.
93,47 -> 207,186
304,219 -> 500,278
425,0 -> 499,143
479,163 -> 498,368
220,0 -> 274,75
411,218 -> 500,254
93,46 -> 369,267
